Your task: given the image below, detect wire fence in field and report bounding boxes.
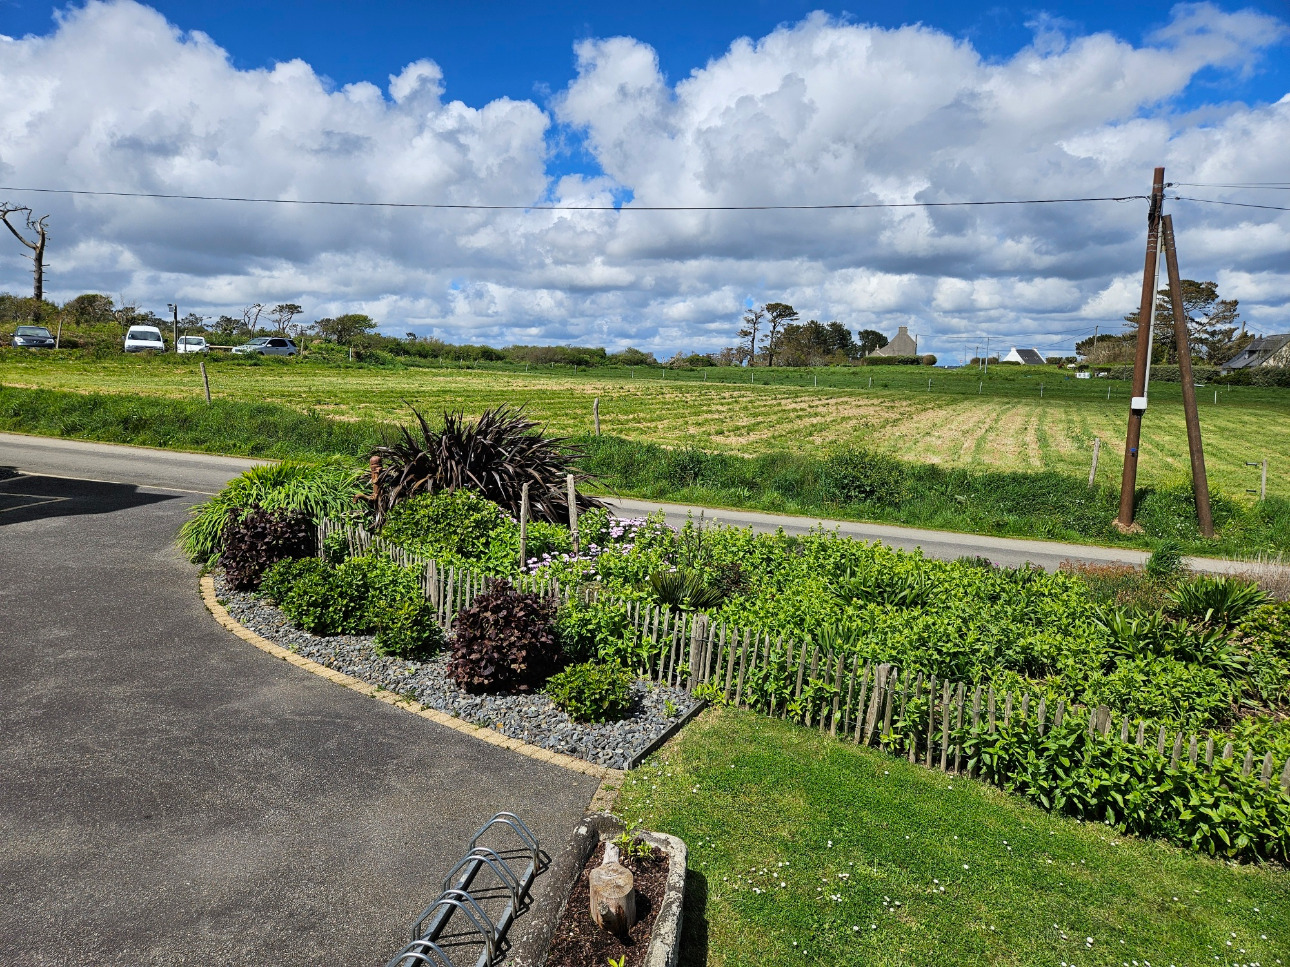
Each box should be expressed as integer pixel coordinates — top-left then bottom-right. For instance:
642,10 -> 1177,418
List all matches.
316,517 -> 1290,795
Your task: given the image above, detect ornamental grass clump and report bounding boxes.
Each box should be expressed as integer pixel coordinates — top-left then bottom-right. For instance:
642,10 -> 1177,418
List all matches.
218,507 -> 315,591
179,459 -> 365,564
369,404 -> 602,526
546,661 -> 634,722
448,579 -> 559,693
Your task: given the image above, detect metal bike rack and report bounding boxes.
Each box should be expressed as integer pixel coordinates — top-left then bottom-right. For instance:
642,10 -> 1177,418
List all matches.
386,812 -> 544,967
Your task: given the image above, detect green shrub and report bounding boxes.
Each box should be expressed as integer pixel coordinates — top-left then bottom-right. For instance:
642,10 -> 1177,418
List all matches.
546,661 -> 634,722
180,460 -> 364,564
217,507 -> 316,590
555,597 -> 639,665
448,580 -> 559,693
373,596 -> 444,659
861,355 -> 921,366
379,489 -> 571,573
820,448 -> 908,505
962,715 -> 1289,862
381,489 -> 510,560
260,557 -> 365,635
259,554 -> 435,654
1169,575 -> 1270,629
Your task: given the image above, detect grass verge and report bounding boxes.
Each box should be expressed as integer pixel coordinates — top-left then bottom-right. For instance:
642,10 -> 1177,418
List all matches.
2,383 -> 1287,558
616,708 -> 1289,967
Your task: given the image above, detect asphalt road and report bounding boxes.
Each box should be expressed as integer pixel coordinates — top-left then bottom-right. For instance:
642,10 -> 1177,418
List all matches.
0,469 -> 598,966
0,431 -> 1251,573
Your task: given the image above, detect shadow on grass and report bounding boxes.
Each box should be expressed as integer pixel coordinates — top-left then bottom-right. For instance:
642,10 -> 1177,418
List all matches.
679,869 -> 709,966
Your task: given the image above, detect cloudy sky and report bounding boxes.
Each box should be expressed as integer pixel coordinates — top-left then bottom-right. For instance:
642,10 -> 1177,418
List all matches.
0,1 -> 1287,360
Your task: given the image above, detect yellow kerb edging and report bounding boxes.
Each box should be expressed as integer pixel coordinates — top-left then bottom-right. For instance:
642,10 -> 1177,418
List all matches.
200,574 -> 624,798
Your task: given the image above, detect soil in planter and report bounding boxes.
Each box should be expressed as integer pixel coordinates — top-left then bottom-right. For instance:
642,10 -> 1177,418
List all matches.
545,839 -> 667,967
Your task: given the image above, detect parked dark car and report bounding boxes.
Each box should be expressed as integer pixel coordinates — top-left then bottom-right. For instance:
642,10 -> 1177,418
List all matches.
232,336 -> 298,356
10,325 -> 56,349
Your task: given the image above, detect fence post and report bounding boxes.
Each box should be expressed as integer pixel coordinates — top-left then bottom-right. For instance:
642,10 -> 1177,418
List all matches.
199,361 -> 211,403
1088,437 -> 1100,487
567,473 -> 579,555
369,455 -> 382,509
593,397 -> 600,436
519,482 -> 530,569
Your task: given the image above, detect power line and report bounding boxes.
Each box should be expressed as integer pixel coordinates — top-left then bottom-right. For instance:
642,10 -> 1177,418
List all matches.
0,184 -> 1148,212
1171,195 -> 1290,212
1170,182 -> 1290,189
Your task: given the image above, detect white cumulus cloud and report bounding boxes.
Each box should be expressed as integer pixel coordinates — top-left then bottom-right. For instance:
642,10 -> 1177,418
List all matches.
0,0 -> 1286,358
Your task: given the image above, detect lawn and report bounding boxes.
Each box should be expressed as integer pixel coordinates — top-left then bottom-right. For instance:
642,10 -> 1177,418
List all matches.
616,707 -> 1289,967
2,351 -> 1287,502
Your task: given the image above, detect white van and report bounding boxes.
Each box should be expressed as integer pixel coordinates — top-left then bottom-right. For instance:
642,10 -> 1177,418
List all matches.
124,325 -> 166,353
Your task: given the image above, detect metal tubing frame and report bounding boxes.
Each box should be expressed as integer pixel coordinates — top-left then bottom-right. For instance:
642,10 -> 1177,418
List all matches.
386,939 -> 459,967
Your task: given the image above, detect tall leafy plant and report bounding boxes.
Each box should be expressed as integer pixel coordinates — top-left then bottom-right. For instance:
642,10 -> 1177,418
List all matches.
369,405 -> 602,526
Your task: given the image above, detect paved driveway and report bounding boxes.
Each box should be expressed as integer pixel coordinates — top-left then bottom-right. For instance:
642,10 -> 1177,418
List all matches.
0,471 -> 598,966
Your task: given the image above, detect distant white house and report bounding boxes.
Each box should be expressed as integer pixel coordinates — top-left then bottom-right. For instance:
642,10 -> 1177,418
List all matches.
1002,347 -> 1046,365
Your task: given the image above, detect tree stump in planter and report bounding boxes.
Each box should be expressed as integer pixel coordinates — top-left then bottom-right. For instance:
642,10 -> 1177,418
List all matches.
589,861 -> 636,937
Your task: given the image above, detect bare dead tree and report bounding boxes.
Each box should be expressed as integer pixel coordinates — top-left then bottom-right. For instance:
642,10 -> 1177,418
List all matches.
242,303 -> 265,334
0,203 -> 50,302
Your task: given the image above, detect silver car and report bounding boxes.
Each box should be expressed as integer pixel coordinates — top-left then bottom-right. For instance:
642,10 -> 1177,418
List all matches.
232,336 -> 298,356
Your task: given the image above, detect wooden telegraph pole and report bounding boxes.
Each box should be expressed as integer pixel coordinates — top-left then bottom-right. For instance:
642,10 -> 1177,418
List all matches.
1116,167 -> 1166,531
1161,213 -> 1214,537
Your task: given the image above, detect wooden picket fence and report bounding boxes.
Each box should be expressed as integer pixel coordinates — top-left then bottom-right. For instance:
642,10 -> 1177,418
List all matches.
316,518 -> 1290,795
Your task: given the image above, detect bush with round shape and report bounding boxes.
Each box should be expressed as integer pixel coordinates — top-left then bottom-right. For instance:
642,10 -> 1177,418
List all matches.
260,554 -> 439,657
546,661 -> 634,722
820,448 -> 908,505
556,597 -> 639,665
218,507 -> 316,590
448,579 -> 559,693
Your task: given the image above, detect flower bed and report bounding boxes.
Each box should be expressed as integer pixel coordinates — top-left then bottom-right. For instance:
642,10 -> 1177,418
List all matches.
214,573 -> 700,769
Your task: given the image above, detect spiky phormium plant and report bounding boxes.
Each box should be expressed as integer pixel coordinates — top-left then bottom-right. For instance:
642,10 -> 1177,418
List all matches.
370,405 -> 603,526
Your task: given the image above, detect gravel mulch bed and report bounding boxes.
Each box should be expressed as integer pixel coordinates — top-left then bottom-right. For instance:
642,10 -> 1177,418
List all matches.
212,574 -> 700,770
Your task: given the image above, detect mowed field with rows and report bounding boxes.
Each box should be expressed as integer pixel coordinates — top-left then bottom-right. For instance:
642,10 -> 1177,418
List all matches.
4,353 -> 1288,501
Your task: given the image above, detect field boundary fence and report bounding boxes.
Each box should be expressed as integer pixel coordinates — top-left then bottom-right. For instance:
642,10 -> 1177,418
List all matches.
316,517 -> 1290,796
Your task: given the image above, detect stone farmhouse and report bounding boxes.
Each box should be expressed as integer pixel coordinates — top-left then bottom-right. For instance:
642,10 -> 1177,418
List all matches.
869,325 -> 919,357
1221,333 -> 1290,373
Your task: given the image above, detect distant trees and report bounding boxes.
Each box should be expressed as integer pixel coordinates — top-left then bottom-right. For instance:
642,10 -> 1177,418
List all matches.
857,329 -> 889,357
608,347 -> 658,366
315,313 -> 377,345
777,319 -> 861,366
738,307 -> 765,365
269,303 -> 304,337
0,203 -> 49,302
762,302 -> 799,367
1122,279 -> 1244,364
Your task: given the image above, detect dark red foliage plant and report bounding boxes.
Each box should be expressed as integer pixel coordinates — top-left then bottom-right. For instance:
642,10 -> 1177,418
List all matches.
448,579 -> 560,693
218,507 -> 316,591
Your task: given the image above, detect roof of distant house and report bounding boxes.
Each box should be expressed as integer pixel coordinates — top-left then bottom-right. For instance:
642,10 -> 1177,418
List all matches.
1221,333 -> 1290,371
1005,347 -> 1046,365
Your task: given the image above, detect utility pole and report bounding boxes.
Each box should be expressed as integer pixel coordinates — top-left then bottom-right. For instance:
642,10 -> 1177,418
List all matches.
983,336 -> 990,375
167,303 -> 179,352
1161,213 -> 1213,537
1116,166 -> 1166,532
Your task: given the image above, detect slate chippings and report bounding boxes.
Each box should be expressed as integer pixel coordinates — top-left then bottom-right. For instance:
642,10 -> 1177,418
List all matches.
213,574 -> 699,770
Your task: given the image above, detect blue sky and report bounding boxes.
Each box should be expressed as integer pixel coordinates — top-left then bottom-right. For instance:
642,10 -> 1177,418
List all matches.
0,1 -> 1288,355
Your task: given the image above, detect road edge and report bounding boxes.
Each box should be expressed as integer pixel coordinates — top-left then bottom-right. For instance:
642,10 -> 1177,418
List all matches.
199,574 -> 624,801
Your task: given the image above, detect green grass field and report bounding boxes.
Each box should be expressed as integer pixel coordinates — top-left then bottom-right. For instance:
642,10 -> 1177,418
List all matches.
2,351 -> 1285,502
617,708 -> 1289,967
